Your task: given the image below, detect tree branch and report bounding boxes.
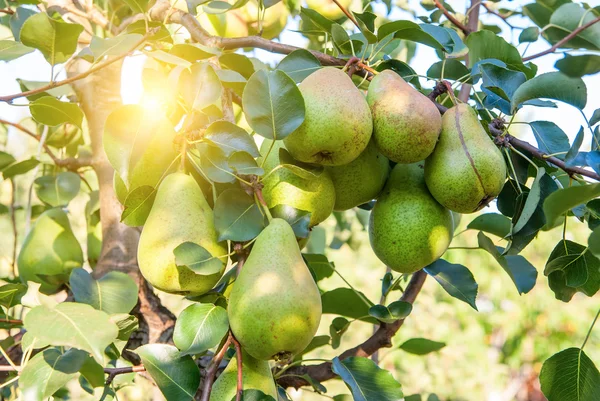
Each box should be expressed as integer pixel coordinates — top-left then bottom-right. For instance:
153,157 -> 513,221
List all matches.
433,0 -> 470,36
332,0 -> 360,29
482,3 -> 515,29
522,16 -> 600,61
0,8 -> 14,14
277,270 -> 427,389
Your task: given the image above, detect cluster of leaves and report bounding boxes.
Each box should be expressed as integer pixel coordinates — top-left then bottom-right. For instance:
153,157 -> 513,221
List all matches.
1,0 -> 600,400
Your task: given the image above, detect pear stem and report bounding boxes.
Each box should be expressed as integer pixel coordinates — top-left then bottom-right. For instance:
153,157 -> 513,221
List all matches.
178,135 -> 187,173
200,332 -> 234,401
331,0 -> 360,29
254,189 -> 273,222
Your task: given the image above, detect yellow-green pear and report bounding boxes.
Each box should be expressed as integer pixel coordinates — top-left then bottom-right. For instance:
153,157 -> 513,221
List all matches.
18,208 -> 83,294
242,0 -> 289,39
198,10 -> 248,38
325,141 -> 389,211
260,140 -> 335,226
228,219 -> 322,361
284,67 -> 373,166
424,104 -> 507,213
210,351 -> 277,401
306,0 -> 351,20
367,70 -> 442,164
138,173 -> 227,295
369,163 -> 453,273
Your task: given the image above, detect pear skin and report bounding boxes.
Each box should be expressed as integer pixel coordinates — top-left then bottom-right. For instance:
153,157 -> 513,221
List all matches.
18,208 -> 83,294
325,141 -> 389,211
283,67 -> 373,166
210,350 -> 277,401
424,104 -> 507,213
369,163 -> 453,273
137,173 -> 227,295
367,70 -> 442,164
260,140 -> 335,226
228,219 -> 322,361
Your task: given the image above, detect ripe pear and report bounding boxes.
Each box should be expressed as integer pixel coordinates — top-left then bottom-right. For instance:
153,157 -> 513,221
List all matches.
198,10 -> 248,38
325,141 -> 389,211
18,208 -> 83,294
228,219 -> 322,361
138,173 -> 227,295
283,67 -> 372,166
260,140 -> 335,226
210,351 -> 277,401
369,163 -> 453,274
424,104 -> 507,213
367,70 -> 442,164
242,0 -> 289,39
306,0 -> 351,20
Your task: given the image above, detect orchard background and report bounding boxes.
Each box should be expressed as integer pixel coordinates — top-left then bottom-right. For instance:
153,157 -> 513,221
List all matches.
0,0 -> 599,400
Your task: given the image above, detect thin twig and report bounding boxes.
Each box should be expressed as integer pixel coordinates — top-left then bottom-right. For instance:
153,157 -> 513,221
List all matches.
523,16 -> 600,61
332,0 -> 359,29
104,365 -> 145,385
200,332 -> 233,401
433,0 -> 470,36
482,3 -> 514,29
0,8 -> 14,14
9,180 -> 17,277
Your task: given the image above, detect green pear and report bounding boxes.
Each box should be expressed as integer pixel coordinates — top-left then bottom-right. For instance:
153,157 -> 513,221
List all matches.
367,70 -> 442,164
210,350 -> 277,401
260,140 -> 335,226
325,141 -> 389,211
138,173 -> 227,295
18,208 -> 84,294
306,0 -> 351,20
228,218 -> 322,361
369,163 -> 453,274
424,104 -> 507,213
284,67 -> 372,166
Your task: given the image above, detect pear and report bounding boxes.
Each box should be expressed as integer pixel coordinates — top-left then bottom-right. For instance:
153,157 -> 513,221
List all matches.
325,141 -> 389,211
424,104 -> 507,213
228,218 -> 322,361
369,163 -> 453,274
367,70 -> 442,164
306,0 -> 352,20
260,140 -> 335,226
284,67 -> 372,166
210,350 -> 277,401
242,0 -> 289,39
18,208 -> 83,294
137,173 -> 227,295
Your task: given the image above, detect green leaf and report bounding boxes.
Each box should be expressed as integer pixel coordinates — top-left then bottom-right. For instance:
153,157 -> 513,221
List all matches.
546,240 -> 600,301
9,7 -> 37,41
424,259 -> 478,310
121,185 -> 156,227
368,301 -> 412,324
555,55 -> 600,78
219,53 -> 255,79
467,213 -> 511,237
70,269 -> 138,314
145,49 -> 192,68
17,79 -> 74,101
214,188 -> 266,241
321,288 -> 375,323
512,72 -> 587,112
136,344 -> 201,401
353,11 -> 377,43
378,20 -> 444,49
589,225 -> 600,260
540,347 -> 600,401
590,109 -> 600,127
2,157 -> 39,179
173,241 -> 225,275
332,356 -> 403,401
20,13 -> 84,65
170,43 -> 221,62
179,62 -> 222,112
79,355 -> 105,388
466,30 -> 534,78
34,172 -> 81,207
565,127 -> 584,166
519,26 -> 539,43
29,97 -> 84,128
123,0 -> 149,14
477,232 -> 537,295
173,303 -> 229,356
236,390 -> 277,401
197,144 -> 236,184
0,39 -> 34,61
530,121 -> 570,156
300,7 -> 335,33
294,335 -> 330,361
545,3 -> 600,51
0,283 -> 27,309
0,151 -> 16,170
479,63 -> 526,102
228,151 -> 263,175
242,69 -> 305,140
543,183 -> 600,229
203,121 -> 259,157
276,49 -> 321,83
216,69 -> 246,96
399,338 -> 446,355
271,204 -> 311,238
24,302 -> 119,364
513,168 -> 545,233
303,253 -> 335,281
426,59 -> 471,83
19,348 -> 88,400
78,34 -> 143,62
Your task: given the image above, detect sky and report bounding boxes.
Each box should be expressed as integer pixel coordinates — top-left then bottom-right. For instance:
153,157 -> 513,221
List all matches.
0,0 -> 599,158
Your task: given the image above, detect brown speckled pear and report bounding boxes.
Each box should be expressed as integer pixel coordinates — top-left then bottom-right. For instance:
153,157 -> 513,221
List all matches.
369,163 -> 453,273
228,218 -> 322,361
284,67 -> 372,166
137,173 -> 227,295
325,141 -> 389,211
210,351 -> 277,401
260,140 -> 335,226
367,70 -> 442,164
424,104 -> 507,213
